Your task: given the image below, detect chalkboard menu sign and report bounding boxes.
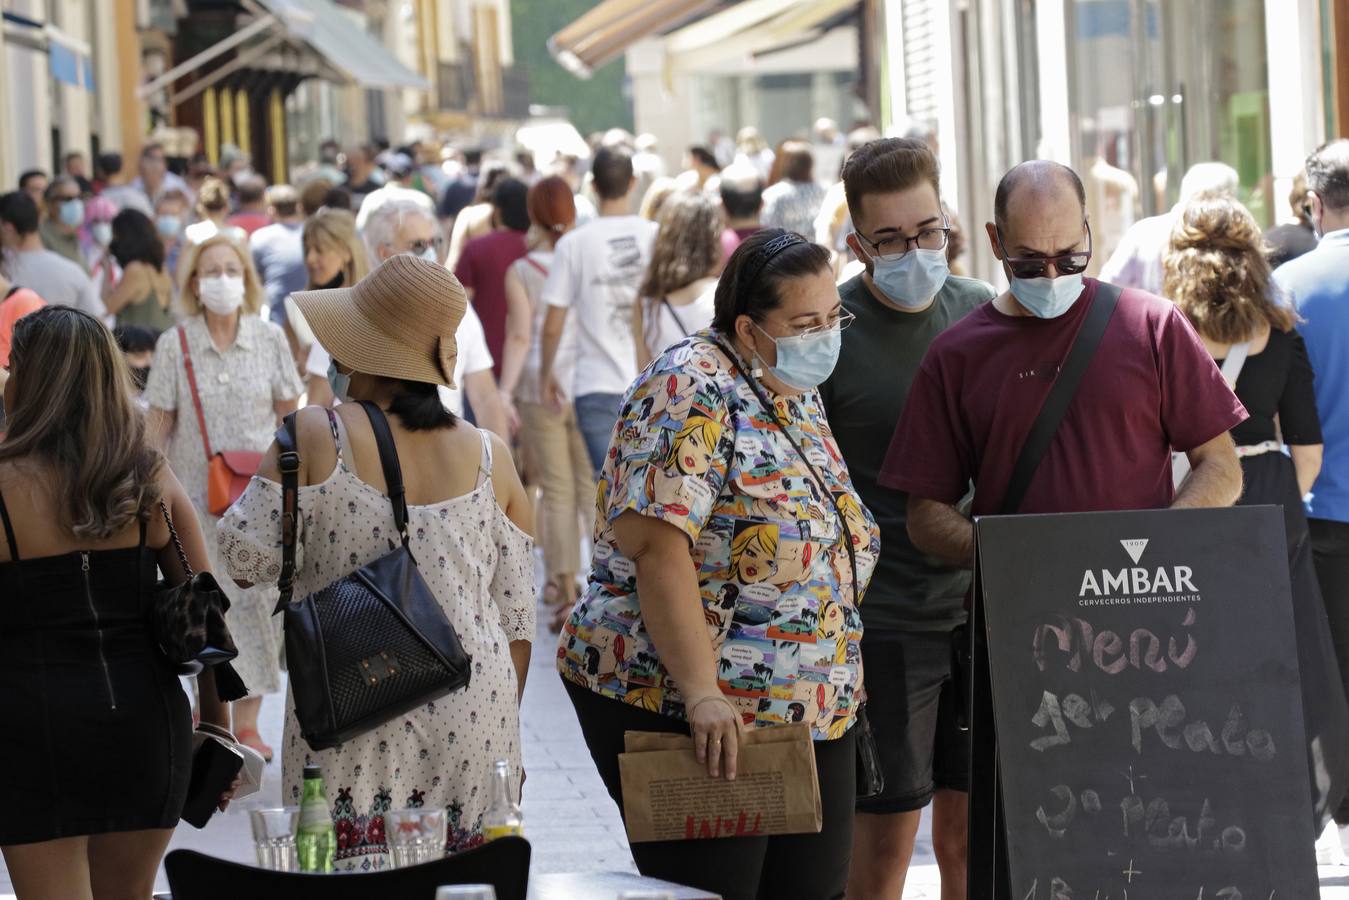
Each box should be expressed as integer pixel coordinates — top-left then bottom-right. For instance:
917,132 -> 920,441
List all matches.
974,506 -> 1317,899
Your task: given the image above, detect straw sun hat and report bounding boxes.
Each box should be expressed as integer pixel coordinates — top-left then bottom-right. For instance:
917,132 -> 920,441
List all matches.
291,254 -> 467,388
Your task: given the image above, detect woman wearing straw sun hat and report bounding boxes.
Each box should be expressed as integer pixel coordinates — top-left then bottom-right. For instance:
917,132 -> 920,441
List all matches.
217,255 -> 537,867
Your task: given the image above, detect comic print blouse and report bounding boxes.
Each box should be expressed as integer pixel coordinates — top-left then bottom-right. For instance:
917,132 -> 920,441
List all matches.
557,331 -> 880,740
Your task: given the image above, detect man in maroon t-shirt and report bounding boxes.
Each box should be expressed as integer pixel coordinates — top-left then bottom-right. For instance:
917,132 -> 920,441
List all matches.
880,161 -> 1246,567
455,178 -> 530,376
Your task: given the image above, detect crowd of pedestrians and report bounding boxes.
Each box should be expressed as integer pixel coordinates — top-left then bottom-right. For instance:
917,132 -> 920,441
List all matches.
2,120 -> 1349,900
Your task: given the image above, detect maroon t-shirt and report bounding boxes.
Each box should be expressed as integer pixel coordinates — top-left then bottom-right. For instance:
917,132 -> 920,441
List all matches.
879,279 -> 1247,516
454,229 -> 529,375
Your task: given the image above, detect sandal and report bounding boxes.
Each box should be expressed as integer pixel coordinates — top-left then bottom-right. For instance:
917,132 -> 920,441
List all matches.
235,728 -> 274,764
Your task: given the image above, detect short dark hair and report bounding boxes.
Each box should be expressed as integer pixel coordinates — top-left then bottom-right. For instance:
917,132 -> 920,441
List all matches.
492,178 -> 531,231
1306,139 -> 1349,212
44,176 -> 78,202
322,186 -> 353,211
18,170 -> 46,192
720,174 -> 764,220
463,149 -> 483,167
109,209 -> 165,271
688,146 -> 718,170
779,140 -> 815,184
0,191 -> 40,235
842,138 -> 939,221
97,152 -> 124,178
114,323 -> 159,355
592,146 -> 635,201
711,228 -> 831,334
387,380 -> 457,430
236,174 -> 267,206
64,151 -> 84,166
993,160 -> 1086,233
300,179 -> 334,216
140,142 -> 165,161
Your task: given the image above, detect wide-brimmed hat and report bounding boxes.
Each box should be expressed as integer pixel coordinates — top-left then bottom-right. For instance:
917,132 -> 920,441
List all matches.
291,254 -> 466,388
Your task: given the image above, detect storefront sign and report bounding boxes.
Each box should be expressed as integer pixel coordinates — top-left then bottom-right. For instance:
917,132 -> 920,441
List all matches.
972,506 -> 1317,898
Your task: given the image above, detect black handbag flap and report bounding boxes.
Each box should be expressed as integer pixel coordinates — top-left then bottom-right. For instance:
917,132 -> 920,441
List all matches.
354,546 -> 472,677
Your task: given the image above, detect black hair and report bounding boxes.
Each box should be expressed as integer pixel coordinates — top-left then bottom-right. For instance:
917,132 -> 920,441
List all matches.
97,152 -> 124,178
592,146 -> 635,201
0,191 -> 40,235
711,228 -> 831,334
17,170 -> 47,192
493,178 -> 531,231
688,146 -> 718,170
322,187 -> 353,211
1307,139 -> 1349,212
720,178 -> 764,220
387,380 -> 457,431
114,323 -> 159,355
993,161 -> 1086,233
109,209 -> 166,271
463,149 -> 483,167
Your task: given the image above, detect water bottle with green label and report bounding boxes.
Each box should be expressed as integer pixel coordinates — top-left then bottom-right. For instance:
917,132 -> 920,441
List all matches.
296,765 -> 337,873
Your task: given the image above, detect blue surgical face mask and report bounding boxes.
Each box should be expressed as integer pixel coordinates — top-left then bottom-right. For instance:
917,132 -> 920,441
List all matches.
59,199 -> 85,229
752,322 -> 842,391
872,247 -> 949,309
326,359 -> 351,402
419,245 -> 439,264
1008,272 -> 1086,319
156,214 -> 182,239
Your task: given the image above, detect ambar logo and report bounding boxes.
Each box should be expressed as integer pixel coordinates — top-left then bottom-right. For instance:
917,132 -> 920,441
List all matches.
1078,537 -> 1198,598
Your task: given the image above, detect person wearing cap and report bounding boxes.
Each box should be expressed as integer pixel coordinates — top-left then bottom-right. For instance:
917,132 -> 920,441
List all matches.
559,228 -> 879,900
219,254 -> 536,869
144,232 -> 304,761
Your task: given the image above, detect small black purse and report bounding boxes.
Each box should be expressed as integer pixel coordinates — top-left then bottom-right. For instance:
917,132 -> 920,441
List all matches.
151,501 -> 248,702
273,401 -> 472,751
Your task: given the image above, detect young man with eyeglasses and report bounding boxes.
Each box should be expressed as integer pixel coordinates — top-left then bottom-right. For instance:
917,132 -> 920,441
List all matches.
818,137 -> 993,900
882,159 -> 1245,564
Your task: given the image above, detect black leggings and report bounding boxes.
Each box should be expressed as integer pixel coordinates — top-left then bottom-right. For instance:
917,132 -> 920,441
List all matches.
564,679 -> 856,900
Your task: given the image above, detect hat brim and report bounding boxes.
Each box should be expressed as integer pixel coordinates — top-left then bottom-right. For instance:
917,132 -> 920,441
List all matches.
292,286 -> 457,389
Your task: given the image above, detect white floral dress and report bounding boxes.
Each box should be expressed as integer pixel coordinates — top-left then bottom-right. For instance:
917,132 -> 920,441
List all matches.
218,413 -> 535,870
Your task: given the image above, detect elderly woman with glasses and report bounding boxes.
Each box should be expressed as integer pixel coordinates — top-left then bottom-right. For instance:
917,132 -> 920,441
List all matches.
558,228 -> 881,900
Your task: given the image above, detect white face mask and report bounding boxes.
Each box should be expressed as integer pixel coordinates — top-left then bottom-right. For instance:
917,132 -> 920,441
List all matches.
90,222 -> 113,247
198,274 -> 246,315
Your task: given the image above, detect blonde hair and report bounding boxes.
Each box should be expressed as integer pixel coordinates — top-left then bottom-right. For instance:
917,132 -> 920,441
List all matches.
0,307 -> 162,538
196,176 -> 230,216
176,233 -> 266,317
663,415 -> 723,470
1163,195 -> 1295,343
731,523 -> 778,565
303,208 -> 370,289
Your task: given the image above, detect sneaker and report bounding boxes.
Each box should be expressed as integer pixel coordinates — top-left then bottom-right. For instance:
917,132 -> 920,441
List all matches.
1316,819 -> 1347,865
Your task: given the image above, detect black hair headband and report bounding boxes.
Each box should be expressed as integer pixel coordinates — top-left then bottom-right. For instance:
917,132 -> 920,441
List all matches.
738,231 -> 806,302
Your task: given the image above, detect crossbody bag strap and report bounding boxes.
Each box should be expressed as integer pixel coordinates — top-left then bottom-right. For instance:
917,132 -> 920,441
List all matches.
177,325 -> 214,460
274,412 -> 301,613
1220,340 -> 1252,384
0,488 -> 20,561
1000,281 -> 1122,516
358,401 -> 410,546
661,297 -> 691,337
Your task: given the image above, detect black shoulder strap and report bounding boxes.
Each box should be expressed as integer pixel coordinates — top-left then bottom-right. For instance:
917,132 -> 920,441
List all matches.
1000,281 -> 1122,515
358,400 -> 410,546
0,489 -> 19,561
273,412 -> 301,613
662,297 -> 690,336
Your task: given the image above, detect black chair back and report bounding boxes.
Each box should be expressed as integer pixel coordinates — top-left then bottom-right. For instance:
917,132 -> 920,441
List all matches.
164,837 -> 530,900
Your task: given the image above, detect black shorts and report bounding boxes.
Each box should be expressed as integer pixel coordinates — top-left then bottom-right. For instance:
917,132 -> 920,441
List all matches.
856,628 -> 969,815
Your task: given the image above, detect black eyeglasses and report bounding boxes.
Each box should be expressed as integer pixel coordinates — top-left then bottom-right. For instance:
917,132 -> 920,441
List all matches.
854,214 -> 952,261
995,222 -> 1093,279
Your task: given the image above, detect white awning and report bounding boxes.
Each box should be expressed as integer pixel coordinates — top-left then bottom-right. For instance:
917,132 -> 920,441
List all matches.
253,0 -> 428,90
547,0 -> 716,79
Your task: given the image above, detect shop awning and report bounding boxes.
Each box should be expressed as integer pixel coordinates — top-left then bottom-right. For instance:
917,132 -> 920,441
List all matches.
664,0 -> 857,72
2,11 -> 95,91
251,0 -> 428,89
547,0 -> 717,79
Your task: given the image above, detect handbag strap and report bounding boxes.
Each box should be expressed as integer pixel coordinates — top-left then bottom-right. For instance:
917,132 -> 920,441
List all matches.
1220,340 -> 1252,384
0,488 -> 19,561
159,499 -> 194,578
177,325 -> 214,460
274,412 -> 301,611
661,297 -> 691,337
358,400 -> 411,546
1000,280 -> 1121,515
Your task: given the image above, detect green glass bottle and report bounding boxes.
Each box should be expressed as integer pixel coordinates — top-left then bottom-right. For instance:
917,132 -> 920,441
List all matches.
296,765 -> 337,873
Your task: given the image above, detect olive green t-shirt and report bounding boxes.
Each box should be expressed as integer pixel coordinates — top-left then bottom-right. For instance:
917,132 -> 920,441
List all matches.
819,272 -> 994,633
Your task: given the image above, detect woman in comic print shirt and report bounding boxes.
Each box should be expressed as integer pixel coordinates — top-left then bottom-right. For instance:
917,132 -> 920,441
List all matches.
558,229 -> 880,900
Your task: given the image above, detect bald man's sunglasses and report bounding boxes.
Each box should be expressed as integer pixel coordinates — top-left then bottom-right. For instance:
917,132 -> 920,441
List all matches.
995,222 -> 1093,279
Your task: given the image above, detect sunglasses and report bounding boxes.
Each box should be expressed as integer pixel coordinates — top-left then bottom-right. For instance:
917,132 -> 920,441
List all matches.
995,222 -> 1093,279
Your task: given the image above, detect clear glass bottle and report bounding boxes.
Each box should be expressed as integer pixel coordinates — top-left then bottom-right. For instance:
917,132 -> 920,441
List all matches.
480,759 -> 523,840
296,765 -> 337,873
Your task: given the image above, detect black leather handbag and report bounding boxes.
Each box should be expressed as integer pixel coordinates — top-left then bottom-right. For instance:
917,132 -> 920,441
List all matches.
273,401 -> 472,751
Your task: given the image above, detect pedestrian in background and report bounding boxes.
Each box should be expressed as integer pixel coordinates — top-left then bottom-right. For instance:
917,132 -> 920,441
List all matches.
560,229 -> 878,900
761,140 -> 825,239
0,306 -> 236,898
446,160 -> 511,270
718,163 -> 764,260
297,208 -> 369,402
1265,170 -> 1320,269
500,175 -> 590,630
0,191 -> 104,318
227,174 -> 272,237
634,190 -> 722,368
456,177 -> 532,374
249,184 -> 308,328
154,188 -> 191,285
17,170 -> 48,214
102,209 -> 175,331
39,177 -> 90,272
81,194 -> 118,277
186,177 -> 244,245
144,233 -> 303,763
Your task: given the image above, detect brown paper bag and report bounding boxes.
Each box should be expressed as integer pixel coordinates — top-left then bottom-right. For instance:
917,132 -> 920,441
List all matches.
617,722 -> 822,843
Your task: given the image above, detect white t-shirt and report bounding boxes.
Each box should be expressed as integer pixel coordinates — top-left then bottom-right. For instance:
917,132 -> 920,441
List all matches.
304,305 -> 494,418
643,284 -> 716,361
541,214 -> 657,397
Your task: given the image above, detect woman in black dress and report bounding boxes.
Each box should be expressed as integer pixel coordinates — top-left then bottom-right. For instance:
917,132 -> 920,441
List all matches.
0,307 -> 237,899
1164,195 -> 1349,829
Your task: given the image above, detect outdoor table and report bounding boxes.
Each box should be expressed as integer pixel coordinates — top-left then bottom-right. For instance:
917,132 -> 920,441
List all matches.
527,871 -> 720,899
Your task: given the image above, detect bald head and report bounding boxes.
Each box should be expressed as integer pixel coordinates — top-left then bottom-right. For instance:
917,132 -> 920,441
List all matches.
994,161 -> 1086,234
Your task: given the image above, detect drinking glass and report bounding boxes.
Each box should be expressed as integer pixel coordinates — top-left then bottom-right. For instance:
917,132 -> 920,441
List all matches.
249,807 -> 300,871
387,807 -> 448,868
434,887 -> 497,900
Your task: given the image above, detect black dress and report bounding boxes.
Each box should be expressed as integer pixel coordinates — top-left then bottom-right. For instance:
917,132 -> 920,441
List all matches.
1225,329 -> 1349,826
0,492 -> 191,844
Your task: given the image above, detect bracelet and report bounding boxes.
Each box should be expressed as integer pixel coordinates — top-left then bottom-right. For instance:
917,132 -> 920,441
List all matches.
688,694 -> 736,719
